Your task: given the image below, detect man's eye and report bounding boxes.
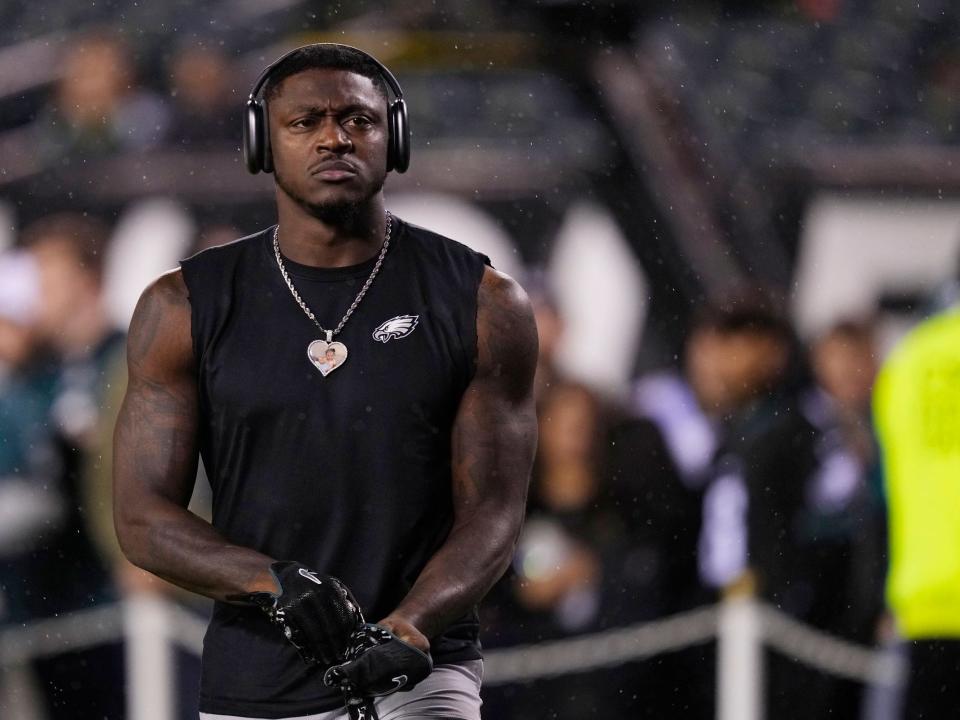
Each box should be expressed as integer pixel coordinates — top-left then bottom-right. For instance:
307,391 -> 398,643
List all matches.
292,117 -> 316,129
346,116 -> 373,128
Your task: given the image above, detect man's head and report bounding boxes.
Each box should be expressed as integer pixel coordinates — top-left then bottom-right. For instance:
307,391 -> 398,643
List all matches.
57,30 -> 133,128
325,348 -> 336,361
685,289 -> 794,416
811,319 -> 877,413
256,45 -> 401,222
171,43 -> 232,115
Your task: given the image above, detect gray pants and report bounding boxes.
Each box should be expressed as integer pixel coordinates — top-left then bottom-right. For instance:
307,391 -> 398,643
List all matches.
200,660 -> 483,720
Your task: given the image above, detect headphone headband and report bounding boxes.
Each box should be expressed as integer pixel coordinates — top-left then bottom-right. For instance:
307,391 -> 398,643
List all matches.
247,43 -> 404,103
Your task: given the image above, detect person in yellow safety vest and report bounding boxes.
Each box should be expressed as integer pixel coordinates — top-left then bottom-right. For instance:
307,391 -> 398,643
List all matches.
873,305 -> 960,719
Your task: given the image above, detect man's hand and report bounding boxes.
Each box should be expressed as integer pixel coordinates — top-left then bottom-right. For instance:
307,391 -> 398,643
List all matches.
377,614 -> 430,653
324,623 -> 433,697
239,561 -> 364,666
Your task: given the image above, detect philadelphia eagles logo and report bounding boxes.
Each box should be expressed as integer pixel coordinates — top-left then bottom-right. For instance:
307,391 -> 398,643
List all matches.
372,315 -> 419,343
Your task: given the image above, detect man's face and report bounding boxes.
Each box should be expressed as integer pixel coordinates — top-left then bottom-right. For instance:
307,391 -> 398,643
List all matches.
813,333 -> 876,411
268,68 -> 389,219
687,327 -> 787,415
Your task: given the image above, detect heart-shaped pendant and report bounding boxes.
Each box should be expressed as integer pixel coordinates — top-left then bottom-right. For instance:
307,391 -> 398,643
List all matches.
307,339 -> 348,377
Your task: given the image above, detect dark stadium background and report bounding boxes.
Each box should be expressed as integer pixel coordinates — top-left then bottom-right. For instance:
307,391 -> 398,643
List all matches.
0,1 -> 958,718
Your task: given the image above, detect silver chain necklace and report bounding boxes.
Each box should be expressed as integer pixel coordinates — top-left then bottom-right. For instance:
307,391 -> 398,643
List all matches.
273,212 -> 392,376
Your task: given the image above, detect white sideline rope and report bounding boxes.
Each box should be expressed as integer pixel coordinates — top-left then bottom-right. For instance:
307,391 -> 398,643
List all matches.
760,606 -> 906,686
483,606 -> 718,684
0,604 -> 122,665
0,598 -> 906,688
0,600 -> 206,667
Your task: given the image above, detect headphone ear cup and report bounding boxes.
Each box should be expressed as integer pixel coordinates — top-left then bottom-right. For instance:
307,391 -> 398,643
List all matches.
389,98 -> 410,173
260,102 -> 274,174
243,100 -> 265,174
386,101 -> 398,173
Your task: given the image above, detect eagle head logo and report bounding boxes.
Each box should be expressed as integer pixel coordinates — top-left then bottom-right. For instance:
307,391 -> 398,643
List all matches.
372,315 -> 419,343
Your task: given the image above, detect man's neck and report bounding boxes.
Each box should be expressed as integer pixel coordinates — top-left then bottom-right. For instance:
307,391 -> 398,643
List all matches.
275,193 -> 388,268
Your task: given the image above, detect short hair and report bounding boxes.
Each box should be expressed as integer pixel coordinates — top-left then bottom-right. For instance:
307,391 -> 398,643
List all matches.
263,44 -> 389,104
690,287 -> 792,341
21,213 -> 111,283
816,317 -> 875,347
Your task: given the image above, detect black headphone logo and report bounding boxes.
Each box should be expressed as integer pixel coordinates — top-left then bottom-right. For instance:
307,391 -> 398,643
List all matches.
242,43 -> 410,175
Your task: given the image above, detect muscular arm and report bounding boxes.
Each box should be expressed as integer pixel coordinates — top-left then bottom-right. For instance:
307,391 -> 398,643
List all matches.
113,270 -> 276,600
380,266 -> 538,649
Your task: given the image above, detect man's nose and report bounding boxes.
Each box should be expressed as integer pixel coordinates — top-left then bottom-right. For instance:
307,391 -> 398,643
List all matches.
316,117 -> 350,153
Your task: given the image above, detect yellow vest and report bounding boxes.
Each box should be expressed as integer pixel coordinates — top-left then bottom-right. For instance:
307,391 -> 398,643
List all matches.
874,308 -> 960,639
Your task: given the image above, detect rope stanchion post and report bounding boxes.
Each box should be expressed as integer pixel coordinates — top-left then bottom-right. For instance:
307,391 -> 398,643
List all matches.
124,595 -> 175,720
717,578 -> 764,720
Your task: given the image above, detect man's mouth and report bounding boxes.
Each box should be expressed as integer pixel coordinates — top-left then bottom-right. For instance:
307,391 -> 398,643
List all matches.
310,160 -> 358,181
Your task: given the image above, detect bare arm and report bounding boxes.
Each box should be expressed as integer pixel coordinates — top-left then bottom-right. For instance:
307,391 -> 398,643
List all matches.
380,266 -> 538,649
113,270 -> 277,600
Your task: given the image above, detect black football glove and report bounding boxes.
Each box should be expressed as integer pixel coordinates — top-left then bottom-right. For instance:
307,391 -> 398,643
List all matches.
241,560 -> 364,666
323,623 -> 433,697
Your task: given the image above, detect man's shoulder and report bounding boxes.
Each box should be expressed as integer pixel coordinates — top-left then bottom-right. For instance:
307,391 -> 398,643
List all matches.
395,217 -> 489,266
182,227 -> 271,267
179,227 -> 271,296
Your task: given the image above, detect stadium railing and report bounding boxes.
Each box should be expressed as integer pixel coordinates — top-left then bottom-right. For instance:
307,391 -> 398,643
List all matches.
0,593 -> 905,720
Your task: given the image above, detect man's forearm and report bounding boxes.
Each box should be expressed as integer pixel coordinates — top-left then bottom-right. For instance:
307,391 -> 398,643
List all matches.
118,498 -> 277,602
385,507 -> 519,640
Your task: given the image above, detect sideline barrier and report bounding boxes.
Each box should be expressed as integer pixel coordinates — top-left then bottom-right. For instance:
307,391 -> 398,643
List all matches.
0,596 -> 906,720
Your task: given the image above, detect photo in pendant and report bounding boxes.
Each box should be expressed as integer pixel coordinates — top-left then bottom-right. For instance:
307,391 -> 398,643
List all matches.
307,339 -> 348,376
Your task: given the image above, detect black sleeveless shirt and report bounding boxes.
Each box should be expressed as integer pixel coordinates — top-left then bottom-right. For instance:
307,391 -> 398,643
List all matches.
180,218 -> 489,718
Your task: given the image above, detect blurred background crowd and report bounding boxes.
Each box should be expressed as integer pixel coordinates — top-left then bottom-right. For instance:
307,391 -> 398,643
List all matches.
1,0 -> 959,718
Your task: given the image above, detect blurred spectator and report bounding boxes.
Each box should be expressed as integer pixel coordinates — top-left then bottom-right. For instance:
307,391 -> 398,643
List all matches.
0,251 -> 60,620
166,43 -> 237,148
811,319 -> 878,435
36,30 -> 170,164
8,213 -> 126,719
483,279 -> 629,717
695,291 -> 797,594
482,380 -> 621,719
807,320 -> 886,636
514,384 -> 606,636
695,290 -> 877,718
874,301 -> 960,719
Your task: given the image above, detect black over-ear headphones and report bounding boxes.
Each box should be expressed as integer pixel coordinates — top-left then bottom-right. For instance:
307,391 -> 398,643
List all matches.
243,43 -> 410,175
